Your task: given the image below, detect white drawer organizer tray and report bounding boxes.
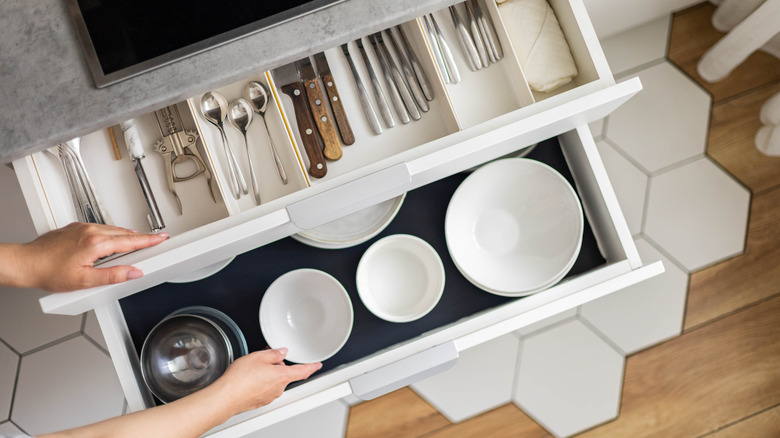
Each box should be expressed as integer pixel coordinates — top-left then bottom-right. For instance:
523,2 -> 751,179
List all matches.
12,0 -> 662,435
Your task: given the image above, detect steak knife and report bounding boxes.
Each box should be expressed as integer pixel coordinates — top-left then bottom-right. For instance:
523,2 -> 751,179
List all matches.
312,52 -> 355,145
297,57 -> 343,161
273,63 -> 328,179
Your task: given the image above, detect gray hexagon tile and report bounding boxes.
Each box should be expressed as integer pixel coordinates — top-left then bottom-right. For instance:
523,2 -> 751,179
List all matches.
596,139 -> 649,236
0,164 -> 38,245
243,400 -> 348,438
600,16 -> 670,75
515,308 -> 577,339
12,336 -> 124,435
606,61 -> 711,173
579,237 -> 688,354
514,319 -> 624,437
645,157 -> 750,272
0,287 -> 82,354
411,334 -> 520,423
83,311 -> 107,351
0,342 -> 18,421
0,421 -> 25,436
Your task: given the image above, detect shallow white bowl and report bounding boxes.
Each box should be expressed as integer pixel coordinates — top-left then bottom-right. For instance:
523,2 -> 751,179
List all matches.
168,257 -> 235,283
259,269 -> 353,363
356,234 -> 445,323
445,158 -> 583,295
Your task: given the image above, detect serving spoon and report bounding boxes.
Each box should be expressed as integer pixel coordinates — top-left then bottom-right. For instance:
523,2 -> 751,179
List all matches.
243,81 -> 288,184
200,91 -> 248,199
228,99 -> 262,205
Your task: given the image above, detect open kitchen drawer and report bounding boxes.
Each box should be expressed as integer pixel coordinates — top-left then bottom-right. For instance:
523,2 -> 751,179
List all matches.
8,0 -> 662,435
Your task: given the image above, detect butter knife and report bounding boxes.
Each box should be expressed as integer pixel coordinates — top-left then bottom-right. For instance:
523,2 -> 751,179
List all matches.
385,29 -> 428,112
375,32 -> 421,121
313,52 -> 356,145
355,38 -> 395,128
297,57 -> 342,161
395,25 -> 434,101
368,34 -> 410,125
273,63 -> 328,179
341,43 -> 383,135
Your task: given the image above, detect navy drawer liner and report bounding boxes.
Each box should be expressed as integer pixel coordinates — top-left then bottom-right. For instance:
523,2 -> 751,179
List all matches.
120,137 -> 606,397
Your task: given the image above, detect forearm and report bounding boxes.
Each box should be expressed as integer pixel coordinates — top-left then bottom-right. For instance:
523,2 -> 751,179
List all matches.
40,381 -> 238,438
0,243 -> 32,288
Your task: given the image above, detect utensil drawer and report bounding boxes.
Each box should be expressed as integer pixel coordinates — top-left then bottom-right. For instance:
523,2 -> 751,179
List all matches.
96,124 -> 662,436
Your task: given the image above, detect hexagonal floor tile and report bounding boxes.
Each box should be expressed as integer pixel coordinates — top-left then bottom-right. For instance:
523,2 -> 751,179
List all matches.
596,139 -> 649,236
600,16 -> 670,75
606,61 -> 711,173
514,319 -> 624,437
83,311 -> 107,351
0,342 -> 18,421
645,157 -> 750,272
579,237 -> 688,354
411,334 -> 520,423
0,164 -> 38,245
0,421 -> 26,436
12,336 -> 124,435
0,287 -> 82,354
515,308 -> 576,339
243,401 -> 348,438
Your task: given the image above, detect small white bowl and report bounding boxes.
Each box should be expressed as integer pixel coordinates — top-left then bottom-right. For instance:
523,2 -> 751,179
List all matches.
259,269 -> 353,363
445,158 -> 583,295
356,234 -> 445,323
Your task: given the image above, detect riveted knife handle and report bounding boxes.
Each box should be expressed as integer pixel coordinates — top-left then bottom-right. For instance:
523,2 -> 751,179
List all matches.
281,82 -> 328,179
303,77 -> 343,161
320,72 -> 355,146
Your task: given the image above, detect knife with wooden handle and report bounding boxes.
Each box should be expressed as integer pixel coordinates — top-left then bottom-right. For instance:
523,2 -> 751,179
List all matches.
313,52 -> 355,145
297,58 -> 343,161
274,63 -> 328,179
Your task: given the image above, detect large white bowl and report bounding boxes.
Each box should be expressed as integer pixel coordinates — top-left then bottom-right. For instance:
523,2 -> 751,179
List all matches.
356,234 -> 445,323
445,158 -> 583,296
259,269 -> 353,363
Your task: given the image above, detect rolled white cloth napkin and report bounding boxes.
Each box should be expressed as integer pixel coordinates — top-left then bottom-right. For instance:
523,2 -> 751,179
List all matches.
498,0 -> 578,92
756,91 -> 780,156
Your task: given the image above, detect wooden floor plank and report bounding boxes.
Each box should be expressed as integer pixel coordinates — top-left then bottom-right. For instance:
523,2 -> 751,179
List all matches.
707,80 -> 780,194
578,295 -> 780,438
345,388 -> 450,438
704,404 -> 780,438
685,186 -> 780,330
422,404 -> 552,438
667,3 -> 780,104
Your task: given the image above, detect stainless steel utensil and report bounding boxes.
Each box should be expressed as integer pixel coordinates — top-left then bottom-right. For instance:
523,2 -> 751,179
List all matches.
429,14 -> 461,84
465,0 -> 490,68
384,29 -> 429,113
374,32 -> 421,121
450,5 -> 482,71
200,91 -> 248,199
423,15 -> 451,84
355,38 -> 395,129
340,43 -> 383,135
367,35 -> 410,125
243,81 -> 289,185
228,99 -> 262,205
472,0 -> 503,62
394,25 -> 434,101
47,144 -> 95,224
120,119 -> 165,232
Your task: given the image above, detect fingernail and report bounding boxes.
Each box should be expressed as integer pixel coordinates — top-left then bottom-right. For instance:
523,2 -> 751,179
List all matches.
316,362 -> 323,370
127,269 -> 144,280
279,347 -> 288,356
157,233 -> 170,239
129,229 -> 139,233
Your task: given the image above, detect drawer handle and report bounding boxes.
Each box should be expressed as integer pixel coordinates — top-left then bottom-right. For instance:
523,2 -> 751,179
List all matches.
349,342 -> 458,401
287,163 -> 411,230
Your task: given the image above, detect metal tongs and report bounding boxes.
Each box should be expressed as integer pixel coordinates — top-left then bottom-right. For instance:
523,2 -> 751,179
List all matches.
48,138 -> 114,225
152,105 -> 218,214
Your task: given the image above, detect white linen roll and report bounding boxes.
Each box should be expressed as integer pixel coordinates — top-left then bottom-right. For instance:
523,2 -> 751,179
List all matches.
498,0 -> 578,92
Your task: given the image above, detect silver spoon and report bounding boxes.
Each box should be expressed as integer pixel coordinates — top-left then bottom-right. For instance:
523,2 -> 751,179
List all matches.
228,99 -> 262,205
200,91 -> 248,199
243,81 -> 288,185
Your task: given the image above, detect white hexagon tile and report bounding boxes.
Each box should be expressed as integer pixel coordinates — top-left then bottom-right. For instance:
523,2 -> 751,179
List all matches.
644,157 -> 750,272
599,16 -> 671,76
595,139 -> 649,236
243,400 -> 349,438
0,288 -> 83,354
607,61 -> 711,174
0,421 -> 25,436
12,336 -> 125,435
579,237 -> 688,355
513,319 -> 624,437
411,333 -> 520,423
0,342 -> 18,421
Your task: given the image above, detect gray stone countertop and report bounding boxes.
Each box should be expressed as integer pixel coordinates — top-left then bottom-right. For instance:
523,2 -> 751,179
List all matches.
0,0 -> 457,164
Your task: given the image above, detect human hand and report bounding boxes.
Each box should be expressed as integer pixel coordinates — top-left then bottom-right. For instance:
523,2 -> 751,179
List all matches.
14,222 -> 168,292
211,348 -> 322,415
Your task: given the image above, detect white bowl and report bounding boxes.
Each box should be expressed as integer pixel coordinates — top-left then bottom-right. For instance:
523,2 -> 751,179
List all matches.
445,158 -> 583,295
292,194 -> 406,249
259,269 -> 353,363
168,257 -> 235,283
356,234 -> 445,323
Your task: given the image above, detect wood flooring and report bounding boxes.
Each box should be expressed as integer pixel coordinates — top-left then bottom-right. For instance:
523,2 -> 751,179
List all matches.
346,3 -> 780,437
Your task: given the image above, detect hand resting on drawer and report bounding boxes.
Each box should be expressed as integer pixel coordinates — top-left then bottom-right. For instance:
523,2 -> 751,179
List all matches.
0,222 -> 168,292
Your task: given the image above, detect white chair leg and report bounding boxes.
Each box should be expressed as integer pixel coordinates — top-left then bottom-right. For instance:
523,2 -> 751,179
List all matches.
697,0 -> 780,82
756,91 -> 780,157
711,0 -> 764,32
